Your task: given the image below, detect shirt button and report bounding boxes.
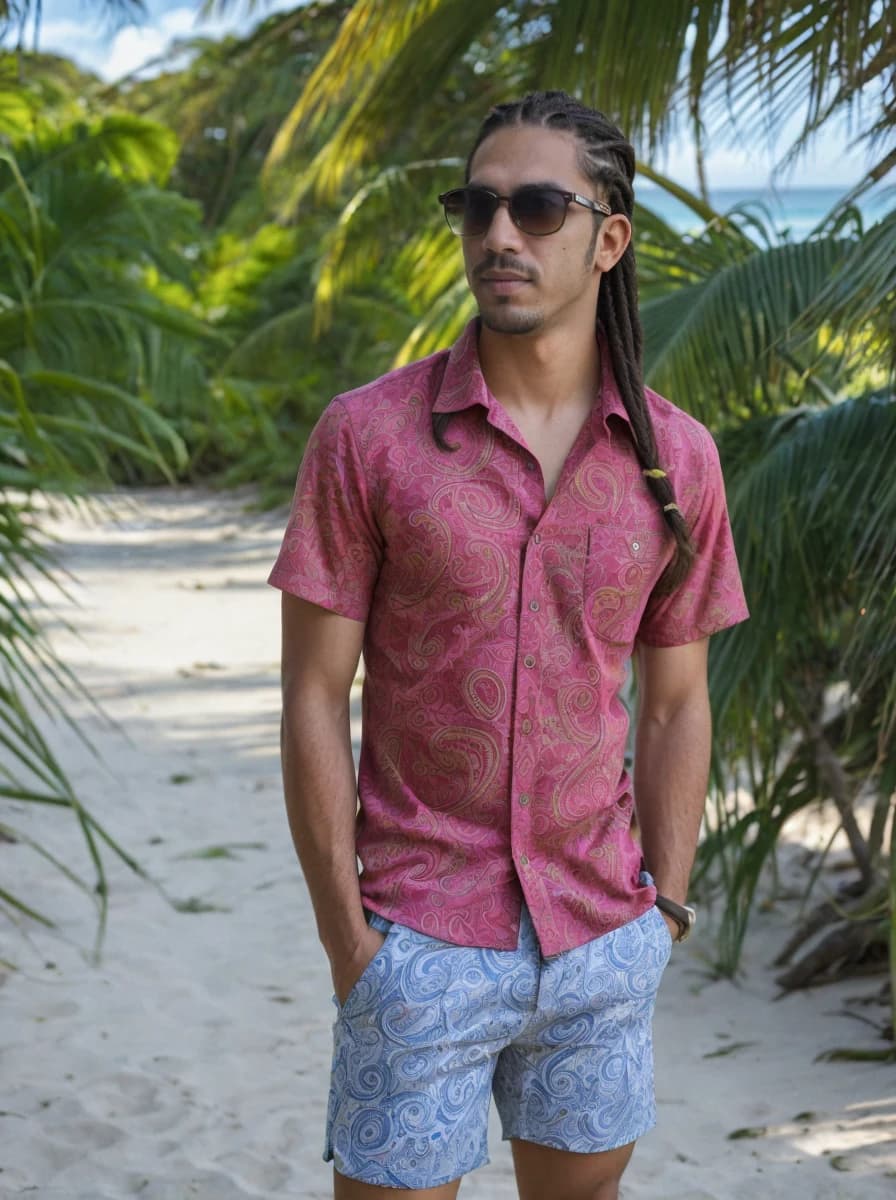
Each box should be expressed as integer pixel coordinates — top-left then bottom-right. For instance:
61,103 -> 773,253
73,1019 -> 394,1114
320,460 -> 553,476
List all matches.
521,718 -> 532,734
523,654 -> 536,668
519,854 -> 529,866
533,533 -> 541,544
525,460 -> 536,471
632,540 -> 641,552
519,793 -> 530,807
529,600 -> 540,612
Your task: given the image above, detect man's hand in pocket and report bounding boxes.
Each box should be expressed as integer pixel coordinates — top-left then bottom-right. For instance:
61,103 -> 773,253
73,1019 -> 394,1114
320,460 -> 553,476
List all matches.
332,925 -> 387,1006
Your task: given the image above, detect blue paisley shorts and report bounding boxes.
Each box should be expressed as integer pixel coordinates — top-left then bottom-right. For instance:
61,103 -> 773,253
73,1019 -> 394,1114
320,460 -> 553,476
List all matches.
325,883 -> 672,1189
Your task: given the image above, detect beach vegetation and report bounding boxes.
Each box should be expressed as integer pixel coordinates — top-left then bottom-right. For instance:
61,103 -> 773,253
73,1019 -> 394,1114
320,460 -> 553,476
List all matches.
0,1 -> 893,1045
0,101 -> 212,946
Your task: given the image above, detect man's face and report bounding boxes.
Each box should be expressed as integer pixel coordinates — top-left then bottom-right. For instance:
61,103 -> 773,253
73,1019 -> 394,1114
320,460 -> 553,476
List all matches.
463,125 -> 607,337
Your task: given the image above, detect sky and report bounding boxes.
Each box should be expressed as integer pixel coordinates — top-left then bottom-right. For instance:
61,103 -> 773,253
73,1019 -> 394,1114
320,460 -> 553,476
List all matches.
18,0 -> 885,192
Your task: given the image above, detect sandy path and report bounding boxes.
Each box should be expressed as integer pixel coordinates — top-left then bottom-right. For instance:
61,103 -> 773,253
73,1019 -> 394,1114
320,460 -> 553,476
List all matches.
1,488 -> 893,1199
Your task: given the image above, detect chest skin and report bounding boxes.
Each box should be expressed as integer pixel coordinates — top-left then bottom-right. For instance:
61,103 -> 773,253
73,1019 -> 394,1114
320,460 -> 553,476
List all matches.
507,398 -> 594,504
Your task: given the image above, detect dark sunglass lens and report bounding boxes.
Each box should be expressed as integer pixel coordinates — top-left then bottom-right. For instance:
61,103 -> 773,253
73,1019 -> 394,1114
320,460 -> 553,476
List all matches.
512,187 -> 567,234
461,188 -> 497,236
441,189 -> 494,236
441,190 -> 468,235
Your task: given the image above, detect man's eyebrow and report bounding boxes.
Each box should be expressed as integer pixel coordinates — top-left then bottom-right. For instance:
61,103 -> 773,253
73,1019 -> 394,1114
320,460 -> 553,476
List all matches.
466,178 -> 573,191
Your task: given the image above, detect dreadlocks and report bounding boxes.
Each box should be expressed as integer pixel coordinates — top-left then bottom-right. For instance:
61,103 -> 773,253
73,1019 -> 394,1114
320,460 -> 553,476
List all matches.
436,90 -> 695,593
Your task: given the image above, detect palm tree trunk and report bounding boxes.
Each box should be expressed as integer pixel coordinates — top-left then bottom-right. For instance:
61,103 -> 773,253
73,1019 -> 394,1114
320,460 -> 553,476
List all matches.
811,724 -> 874,889
867,790 -> 892,866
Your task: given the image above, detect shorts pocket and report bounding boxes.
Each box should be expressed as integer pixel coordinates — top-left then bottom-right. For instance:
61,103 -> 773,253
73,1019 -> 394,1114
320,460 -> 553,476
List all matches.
337,918 -> 397,1020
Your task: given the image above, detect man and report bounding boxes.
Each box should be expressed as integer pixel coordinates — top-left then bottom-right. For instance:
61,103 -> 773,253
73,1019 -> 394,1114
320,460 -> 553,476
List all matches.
270,91 -> 748,1200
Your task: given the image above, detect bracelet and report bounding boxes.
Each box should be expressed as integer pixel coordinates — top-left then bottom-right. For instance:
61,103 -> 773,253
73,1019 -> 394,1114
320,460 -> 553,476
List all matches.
655,894 -> 696,942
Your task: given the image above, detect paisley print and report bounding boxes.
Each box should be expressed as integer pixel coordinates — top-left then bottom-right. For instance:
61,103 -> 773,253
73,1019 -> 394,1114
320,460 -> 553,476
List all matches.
388,509 -> 453,609
555,681 -> 601,743
269,320 -> 749,956
326,888 -> 671,1188
418,725 -> 501,815
431,478 -> 522,532
462,668 -> 507,722
569,456 -> 626,516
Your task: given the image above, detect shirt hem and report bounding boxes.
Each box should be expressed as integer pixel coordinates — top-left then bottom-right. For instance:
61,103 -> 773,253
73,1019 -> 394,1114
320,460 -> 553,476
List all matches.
359,892 -> 659,957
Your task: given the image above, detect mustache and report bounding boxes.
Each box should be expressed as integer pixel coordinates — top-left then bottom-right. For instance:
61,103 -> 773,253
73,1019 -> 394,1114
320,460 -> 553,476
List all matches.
473,255 -> 535,281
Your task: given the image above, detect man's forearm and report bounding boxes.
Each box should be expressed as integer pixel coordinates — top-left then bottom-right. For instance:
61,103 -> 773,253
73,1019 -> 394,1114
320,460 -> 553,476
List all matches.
633,693 -> 711,905
280,691 -> 368,965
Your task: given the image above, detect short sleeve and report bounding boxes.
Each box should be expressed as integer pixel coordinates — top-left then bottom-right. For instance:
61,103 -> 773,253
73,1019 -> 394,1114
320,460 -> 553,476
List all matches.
637,432 -> 749,647
268,399 -> 383,622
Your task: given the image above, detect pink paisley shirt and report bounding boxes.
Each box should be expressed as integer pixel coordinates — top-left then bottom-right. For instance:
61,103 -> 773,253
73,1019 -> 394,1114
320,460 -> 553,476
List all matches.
269,320 -> 748,955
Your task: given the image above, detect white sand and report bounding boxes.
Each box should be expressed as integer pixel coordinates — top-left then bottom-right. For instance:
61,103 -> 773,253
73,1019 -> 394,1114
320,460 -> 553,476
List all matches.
2,487 -> 894,1199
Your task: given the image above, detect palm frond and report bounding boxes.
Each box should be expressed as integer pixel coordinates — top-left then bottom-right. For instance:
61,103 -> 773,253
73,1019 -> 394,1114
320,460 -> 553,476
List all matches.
14,113 -> 178,185
797,207 -> 896,363
523,0 -> 723,150
0,123 -> 210,946
635,160 -> 731,228
313,158 -> 462,330
266,0 -> 447,166
701,389 -> 896,973
267,0 -> 502,199
394,276 -> 474,366
711,392 -> 896,730
268,0 -> 892,206
642,230 -> 859,421
710,0 -> 895,196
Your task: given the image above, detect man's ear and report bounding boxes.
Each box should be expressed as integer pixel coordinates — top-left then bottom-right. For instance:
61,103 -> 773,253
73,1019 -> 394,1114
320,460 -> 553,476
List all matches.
594,213 -> 631,273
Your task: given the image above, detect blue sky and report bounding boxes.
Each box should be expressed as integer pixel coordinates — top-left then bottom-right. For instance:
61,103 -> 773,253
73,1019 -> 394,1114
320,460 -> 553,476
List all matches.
23,0 -> 883,191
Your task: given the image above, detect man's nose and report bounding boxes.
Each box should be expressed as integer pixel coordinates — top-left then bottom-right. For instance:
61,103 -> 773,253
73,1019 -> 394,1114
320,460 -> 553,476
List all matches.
482,199 -> 524,253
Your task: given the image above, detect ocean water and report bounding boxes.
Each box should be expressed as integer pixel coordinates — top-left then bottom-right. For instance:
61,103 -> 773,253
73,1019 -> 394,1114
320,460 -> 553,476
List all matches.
635,185 -> 893,237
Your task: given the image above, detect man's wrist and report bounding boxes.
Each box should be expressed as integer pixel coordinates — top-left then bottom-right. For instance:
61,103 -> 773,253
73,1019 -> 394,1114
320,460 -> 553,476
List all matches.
319,904 -> 370,963
655,893 -> 696,942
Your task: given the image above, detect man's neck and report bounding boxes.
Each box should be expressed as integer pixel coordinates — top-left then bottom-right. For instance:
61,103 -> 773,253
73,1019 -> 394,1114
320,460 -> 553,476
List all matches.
477,316 -> 600,420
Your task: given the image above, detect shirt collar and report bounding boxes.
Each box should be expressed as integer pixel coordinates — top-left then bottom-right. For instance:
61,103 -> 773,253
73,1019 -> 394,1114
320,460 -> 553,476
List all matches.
433,319 -> 634,436
432,320 -> 492,414
593,328 -> 633,435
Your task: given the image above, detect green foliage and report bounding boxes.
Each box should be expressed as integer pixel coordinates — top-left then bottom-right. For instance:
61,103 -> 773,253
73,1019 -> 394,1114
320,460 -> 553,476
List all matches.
0,51 -> 108,134
0,114 -> 213,939
313,158 -> 463,332
198,224 -> 297,322
267,1 -> 894,202
2,1 -> 894,1007
642,218 -> 875,419
0,130 -> 217,485
117,2 -> 353,230
698,392 -> 896,974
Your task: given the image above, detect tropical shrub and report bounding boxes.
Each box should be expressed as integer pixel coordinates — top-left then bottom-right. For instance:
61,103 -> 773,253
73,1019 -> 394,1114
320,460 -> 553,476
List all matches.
0,110 -> 214,941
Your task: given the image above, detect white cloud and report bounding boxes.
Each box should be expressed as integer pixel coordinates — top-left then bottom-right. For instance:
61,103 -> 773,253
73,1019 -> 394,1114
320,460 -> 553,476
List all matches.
37,2 -> 275,82
102,6 -> 198,79
38,17 -> 112,75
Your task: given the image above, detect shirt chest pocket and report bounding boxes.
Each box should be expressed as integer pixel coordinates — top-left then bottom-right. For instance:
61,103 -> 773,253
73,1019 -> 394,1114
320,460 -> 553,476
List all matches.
583,523 -> 668,647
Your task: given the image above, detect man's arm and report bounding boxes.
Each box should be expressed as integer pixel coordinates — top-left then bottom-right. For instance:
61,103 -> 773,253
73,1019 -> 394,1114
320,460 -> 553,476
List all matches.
279,591 -> 384,1003
633,638 -> 711,932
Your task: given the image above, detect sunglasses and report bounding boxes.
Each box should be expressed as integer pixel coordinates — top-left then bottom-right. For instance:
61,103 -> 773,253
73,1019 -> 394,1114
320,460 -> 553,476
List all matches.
438,185 -> 611,238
